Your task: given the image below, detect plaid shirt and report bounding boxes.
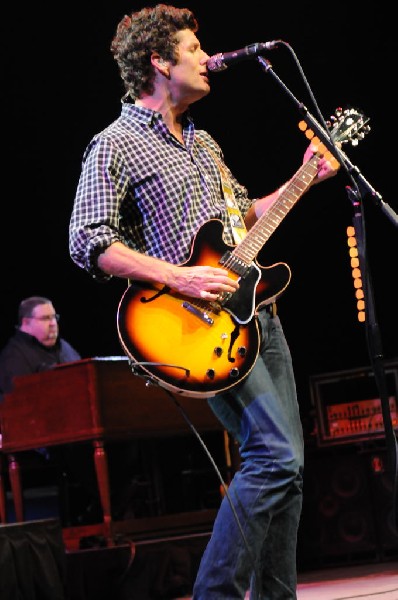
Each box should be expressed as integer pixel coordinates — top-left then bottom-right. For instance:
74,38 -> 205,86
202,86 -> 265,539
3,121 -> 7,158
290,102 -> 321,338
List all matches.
69,103 -> 252,281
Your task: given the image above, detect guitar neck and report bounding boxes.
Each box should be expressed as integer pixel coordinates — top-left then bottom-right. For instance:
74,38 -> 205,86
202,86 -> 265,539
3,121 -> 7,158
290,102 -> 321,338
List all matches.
235,154 -> 320,264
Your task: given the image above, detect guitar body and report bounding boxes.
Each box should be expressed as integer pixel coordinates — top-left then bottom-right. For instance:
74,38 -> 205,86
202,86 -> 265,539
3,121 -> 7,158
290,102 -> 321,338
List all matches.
117,219 -> 291,398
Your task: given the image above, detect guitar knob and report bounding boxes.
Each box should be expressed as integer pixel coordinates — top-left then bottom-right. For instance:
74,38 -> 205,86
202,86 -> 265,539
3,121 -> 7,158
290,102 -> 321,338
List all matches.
229,368 -> 240,378
214,347 -> 223,357
237,346 -> 246,357
206,369 -> 215,380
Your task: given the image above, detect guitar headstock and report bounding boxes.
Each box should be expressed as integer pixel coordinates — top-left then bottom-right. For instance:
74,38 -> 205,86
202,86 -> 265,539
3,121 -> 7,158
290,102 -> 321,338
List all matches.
298,107 -> 370,168
326,107 -> 370,146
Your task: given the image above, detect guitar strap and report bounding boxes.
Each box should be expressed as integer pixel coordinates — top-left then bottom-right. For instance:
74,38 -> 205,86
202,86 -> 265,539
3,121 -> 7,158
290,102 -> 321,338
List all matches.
196,136 -> 277,318
196,137 -> 247,244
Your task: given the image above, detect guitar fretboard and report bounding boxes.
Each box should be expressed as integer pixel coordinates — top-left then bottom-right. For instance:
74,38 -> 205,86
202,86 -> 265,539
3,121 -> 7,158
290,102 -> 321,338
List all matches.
234,155 -> 320,265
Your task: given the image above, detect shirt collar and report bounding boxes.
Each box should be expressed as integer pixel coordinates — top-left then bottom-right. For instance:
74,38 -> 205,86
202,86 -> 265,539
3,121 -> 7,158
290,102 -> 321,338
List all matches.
16,329 -> 60,352
120,102 -> 194,129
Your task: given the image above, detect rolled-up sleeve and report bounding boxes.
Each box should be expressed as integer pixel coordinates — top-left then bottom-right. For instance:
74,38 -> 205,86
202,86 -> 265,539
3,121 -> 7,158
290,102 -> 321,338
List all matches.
69,137 -> 129,281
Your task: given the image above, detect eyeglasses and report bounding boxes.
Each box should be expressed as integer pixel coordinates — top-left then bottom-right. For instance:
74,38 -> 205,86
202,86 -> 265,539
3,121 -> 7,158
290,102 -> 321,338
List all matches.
29,314 -> 60,322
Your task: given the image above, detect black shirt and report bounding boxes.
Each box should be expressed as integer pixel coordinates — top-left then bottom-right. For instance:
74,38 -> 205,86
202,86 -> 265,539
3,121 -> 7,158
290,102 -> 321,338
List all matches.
0,330 -> 81,402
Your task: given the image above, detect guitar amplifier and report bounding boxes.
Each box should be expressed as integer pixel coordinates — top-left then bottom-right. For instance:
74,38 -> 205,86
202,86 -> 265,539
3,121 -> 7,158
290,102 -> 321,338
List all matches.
310,360 -> 398,446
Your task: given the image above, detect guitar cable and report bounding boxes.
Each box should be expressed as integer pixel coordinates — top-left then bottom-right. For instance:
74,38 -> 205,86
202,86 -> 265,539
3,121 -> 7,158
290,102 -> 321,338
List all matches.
162,386 -> 263,599
128,360 -> 190,377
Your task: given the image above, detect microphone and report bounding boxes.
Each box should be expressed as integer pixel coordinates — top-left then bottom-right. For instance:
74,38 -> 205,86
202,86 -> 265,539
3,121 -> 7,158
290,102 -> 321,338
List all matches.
207,41 -> 280,73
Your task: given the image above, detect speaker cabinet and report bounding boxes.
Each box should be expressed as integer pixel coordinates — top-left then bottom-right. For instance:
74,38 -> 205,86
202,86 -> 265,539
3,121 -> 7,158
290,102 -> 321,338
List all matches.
297,448 -> 398,568
368,450 -> 398,556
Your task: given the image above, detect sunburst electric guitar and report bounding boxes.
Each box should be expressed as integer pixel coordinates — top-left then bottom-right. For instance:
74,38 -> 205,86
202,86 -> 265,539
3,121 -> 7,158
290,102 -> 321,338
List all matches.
117,108 -> 370,398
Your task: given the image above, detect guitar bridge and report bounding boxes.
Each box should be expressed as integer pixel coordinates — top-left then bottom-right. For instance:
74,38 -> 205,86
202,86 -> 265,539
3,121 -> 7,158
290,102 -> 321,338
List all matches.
182,301 -> 215,325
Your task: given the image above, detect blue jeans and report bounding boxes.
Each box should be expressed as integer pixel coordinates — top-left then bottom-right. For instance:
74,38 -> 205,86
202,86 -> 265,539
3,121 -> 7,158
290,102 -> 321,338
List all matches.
192,309 -> 304,599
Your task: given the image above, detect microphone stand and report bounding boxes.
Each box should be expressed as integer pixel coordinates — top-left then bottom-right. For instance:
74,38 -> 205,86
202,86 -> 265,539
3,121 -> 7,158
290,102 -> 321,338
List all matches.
256,56 -> 398,228
256,55 -> 398,526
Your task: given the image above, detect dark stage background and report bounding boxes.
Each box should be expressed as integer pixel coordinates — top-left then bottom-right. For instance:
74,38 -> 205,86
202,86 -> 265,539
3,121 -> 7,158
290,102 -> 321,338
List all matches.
2,1 -> 397,426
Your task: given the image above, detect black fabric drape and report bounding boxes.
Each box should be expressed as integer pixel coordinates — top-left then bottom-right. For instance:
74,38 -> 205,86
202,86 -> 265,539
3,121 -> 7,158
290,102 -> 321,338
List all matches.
0,518 -> 66,600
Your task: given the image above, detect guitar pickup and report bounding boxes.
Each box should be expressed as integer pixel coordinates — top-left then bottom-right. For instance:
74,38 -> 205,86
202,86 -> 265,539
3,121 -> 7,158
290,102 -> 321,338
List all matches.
219,252 -> 251,278
182,301 -> 214,325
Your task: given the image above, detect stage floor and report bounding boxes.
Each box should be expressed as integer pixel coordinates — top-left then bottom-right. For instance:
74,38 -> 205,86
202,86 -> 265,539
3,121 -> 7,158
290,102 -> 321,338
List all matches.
296,560 -> 398,600
171,560 -> 398,600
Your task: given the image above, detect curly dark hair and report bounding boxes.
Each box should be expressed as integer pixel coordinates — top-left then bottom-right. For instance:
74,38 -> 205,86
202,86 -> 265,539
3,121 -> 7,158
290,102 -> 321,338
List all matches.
111,4 -> 198,100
